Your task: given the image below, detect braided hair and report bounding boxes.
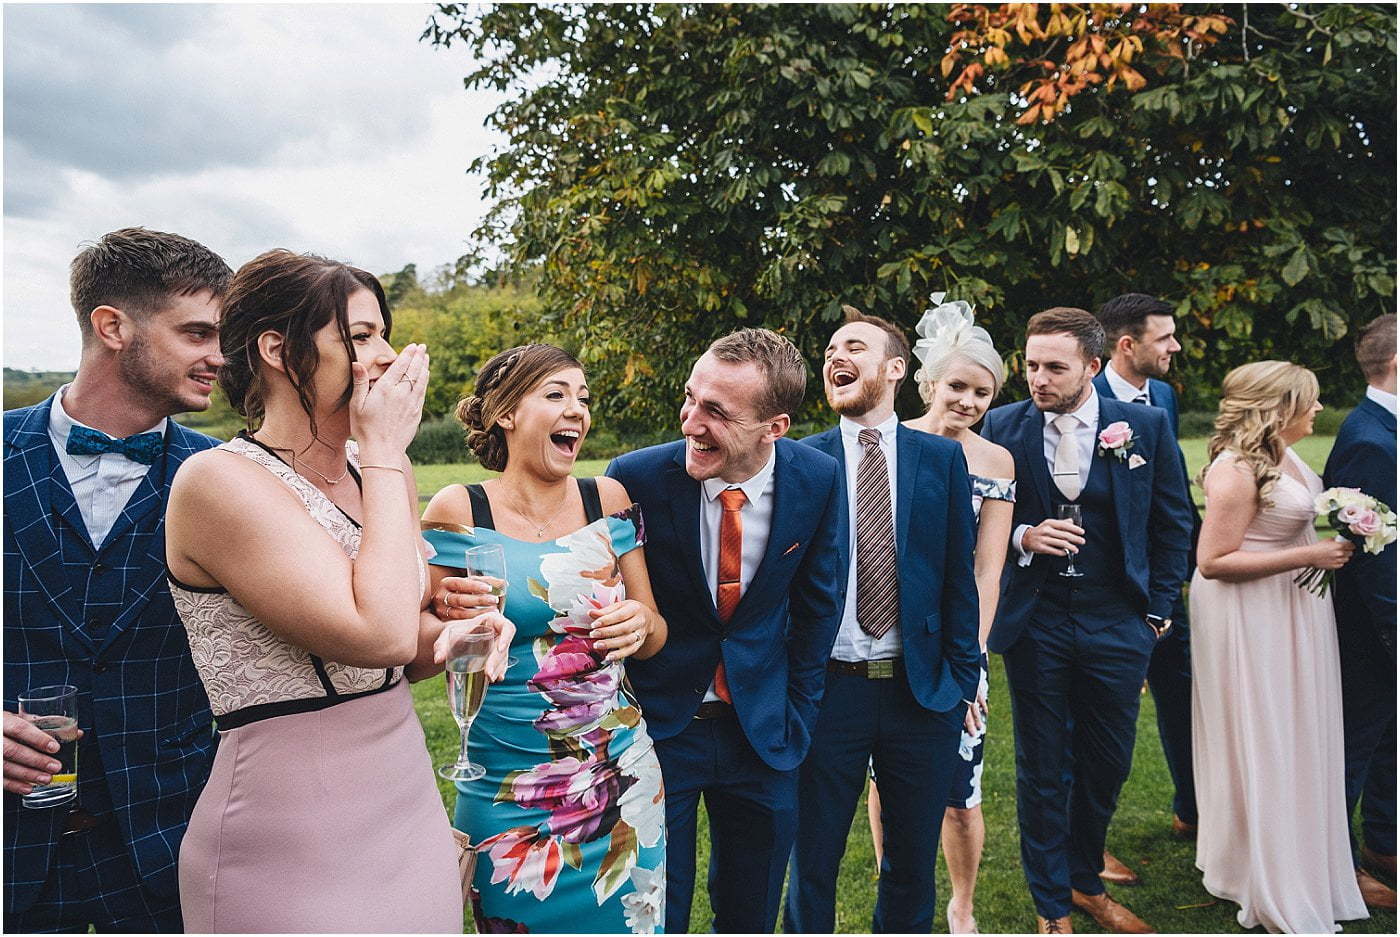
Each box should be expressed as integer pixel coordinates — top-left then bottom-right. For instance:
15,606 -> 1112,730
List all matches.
454,344 -> 583,471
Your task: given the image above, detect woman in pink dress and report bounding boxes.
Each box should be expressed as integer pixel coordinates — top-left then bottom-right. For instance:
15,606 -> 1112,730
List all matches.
167,250 -> 506,932
1191,360 -> 1367,933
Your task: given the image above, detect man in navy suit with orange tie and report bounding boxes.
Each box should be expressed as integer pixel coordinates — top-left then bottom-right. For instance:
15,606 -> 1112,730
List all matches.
785,308 -> 980,933
606,328 -> 847,933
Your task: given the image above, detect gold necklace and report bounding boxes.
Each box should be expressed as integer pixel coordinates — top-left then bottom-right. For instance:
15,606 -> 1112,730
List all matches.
253,433 -> 349,486
500,483 -> 572,538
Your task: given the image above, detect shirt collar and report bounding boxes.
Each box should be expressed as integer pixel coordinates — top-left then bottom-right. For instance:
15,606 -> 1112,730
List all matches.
1104,362 -> 1149,402
1367,384 -> 1398,416
49,383 -> 168,464
702,444 -> 777,504
1043,386 -> 1100,429
838,411 -> 899,445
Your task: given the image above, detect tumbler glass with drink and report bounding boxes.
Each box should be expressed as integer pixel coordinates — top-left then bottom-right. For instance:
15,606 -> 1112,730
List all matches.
18,684 -> 79,809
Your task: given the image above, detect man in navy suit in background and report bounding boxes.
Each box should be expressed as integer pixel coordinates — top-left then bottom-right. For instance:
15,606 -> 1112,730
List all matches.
981,308 -> 1192,934
784,308 -> 979,933
1324,313 -> 1398,911
4,228 -> 231,931
1091,293 -> 1199,886
606,328 -> 847,934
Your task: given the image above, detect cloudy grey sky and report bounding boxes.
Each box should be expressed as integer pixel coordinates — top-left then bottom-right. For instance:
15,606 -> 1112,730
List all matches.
4,3 -> 504,370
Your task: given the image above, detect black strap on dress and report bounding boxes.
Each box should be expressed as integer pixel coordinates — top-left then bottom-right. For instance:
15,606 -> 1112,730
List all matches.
464,478 -> 603,530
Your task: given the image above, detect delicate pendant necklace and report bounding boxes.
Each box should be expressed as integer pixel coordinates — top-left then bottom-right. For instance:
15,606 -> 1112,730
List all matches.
253,433 -> 349,486
503,485 -> 571,538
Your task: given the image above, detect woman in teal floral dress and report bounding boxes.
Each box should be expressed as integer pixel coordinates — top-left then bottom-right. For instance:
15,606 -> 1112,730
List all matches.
421,345 -> 668,934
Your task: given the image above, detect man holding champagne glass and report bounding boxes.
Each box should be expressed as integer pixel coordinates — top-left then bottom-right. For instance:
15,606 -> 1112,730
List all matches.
980,308 -> 1192,934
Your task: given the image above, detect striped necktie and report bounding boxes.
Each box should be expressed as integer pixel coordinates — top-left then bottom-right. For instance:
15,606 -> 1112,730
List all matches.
855,429 -> 898,639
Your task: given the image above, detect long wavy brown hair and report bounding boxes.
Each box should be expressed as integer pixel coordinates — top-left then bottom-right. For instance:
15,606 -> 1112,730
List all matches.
1201,360 -> 1319,507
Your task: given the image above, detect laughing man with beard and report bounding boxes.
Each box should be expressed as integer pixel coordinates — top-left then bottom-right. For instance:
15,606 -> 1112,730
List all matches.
784,306 -> 980,934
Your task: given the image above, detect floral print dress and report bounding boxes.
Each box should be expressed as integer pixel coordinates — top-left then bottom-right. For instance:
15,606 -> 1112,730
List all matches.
423,498 -> 665,935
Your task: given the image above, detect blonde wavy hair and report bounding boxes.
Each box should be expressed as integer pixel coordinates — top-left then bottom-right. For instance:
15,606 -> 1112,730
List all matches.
1201,360 -> 1319,507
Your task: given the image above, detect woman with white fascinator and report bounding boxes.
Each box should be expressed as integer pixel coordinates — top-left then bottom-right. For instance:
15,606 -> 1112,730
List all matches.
865,295 -> 1015,935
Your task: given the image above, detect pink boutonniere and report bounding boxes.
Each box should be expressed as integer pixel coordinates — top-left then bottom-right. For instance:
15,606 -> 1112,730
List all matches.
1096,421 -> 1137,460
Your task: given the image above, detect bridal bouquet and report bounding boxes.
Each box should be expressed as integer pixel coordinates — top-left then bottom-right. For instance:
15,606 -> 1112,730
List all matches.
1294,487 -> 1398,597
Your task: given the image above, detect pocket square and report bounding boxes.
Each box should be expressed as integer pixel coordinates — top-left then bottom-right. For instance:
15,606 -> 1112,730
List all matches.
1128,453 -> 1147,469
783,541 -> 801,556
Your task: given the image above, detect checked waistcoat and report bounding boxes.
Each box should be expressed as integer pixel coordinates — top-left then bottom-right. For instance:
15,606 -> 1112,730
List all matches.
4,396 -> 218,915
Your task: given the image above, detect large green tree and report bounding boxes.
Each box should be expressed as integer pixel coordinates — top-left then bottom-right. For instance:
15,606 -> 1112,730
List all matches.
426,3 -> 1395,427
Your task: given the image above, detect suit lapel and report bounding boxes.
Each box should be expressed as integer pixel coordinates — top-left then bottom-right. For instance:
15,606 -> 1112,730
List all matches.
666,447 -> 721,631
4,399 -> 94,647
99,427 -> 201,650
1099,397 -> 1137,541
1361,396 -> 1397,435
894,425 -> 919,549
1019,404 -> 1053,516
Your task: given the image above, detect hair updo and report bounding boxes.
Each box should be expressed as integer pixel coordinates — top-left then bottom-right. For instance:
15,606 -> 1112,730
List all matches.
911,296 -> 1006,404
1202,360 -> 1318,508
454,344 -> 583,472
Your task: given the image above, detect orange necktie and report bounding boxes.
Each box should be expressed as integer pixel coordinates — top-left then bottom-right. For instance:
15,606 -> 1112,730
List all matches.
713,487 -> 747,703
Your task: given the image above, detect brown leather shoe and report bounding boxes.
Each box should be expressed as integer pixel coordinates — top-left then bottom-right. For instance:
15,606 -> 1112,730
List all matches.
1036,915 -> 1073,933
1071,889 -> 1154,934
1100,851 -> 1141,886
1170,814 -> 1197,840
1361,844 -> 1397,880
1358,869 -> 1397,911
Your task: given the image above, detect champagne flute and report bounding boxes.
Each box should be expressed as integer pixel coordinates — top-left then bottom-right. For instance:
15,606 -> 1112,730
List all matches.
1057,504 -> 1085,578
438,621 -> 496,781
466,543 -> 516,669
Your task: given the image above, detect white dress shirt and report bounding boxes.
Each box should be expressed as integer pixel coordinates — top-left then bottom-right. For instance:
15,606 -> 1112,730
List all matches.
1104,362 -> 1151,404
1014,388 -> 1100,565
47,384 -> 167,548
698,446 -> 777,701
1367,384 -> 1397,417
830,413 -> 903,662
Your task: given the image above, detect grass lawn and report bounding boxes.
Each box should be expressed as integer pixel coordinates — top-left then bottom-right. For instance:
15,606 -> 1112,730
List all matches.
412,434 -> 1395,932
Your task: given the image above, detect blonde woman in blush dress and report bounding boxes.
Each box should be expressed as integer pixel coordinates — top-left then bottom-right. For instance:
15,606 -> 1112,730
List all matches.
869,299 -> 1015,935
166,251 -> 507,932
1191,361 -> 1367,933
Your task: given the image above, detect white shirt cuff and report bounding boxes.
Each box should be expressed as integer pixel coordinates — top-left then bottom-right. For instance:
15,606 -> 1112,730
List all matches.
1014,524 -> 1034,567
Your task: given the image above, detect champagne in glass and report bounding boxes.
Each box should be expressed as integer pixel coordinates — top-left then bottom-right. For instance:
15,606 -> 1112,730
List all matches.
18,685 -> 79,808
466,543 -> 516,669
1057,503 -> 1085,578
439,622 -> 496,782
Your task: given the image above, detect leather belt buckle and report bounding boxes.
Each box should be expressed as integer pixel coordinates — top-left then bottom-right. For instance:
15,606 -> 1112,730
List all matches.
62,809 -> 102,836
866,659 -> 896,680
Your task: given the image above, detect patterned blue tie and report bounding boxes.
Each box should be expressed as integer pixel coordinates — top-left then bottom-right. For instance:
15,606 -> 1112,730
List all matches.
65,425 -> 164,465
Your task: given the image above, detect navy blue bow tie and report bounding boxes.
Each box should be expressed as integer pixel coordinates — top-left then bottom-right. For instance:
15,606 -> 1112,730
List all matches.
65,425 -> 164,465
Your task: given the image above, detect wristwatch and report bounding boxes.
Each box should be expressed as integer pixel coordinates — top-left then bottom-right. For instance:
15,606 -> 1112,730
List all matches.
1146,614 -> 1172,637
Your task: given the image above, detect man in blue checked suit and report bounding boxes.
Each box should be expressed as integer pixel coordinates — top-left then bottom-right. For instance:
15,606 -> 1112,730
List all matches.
1091,293 -> 1201,885
606,329 -> 847,934
980,308 -> 1192,934
1324,313 -> 1398,909
785,309 -> 979,934
4,227 -> 232,932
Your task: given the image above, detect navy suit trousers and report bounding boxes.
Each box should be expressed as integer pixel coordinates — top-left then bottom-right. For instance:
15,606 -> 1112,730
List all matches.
656,716 -> 798,934
1003,609 -> 1156,918
784,670 -> 962,933
1339,615 -> 1398,858
1146,603 -> 1196,824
